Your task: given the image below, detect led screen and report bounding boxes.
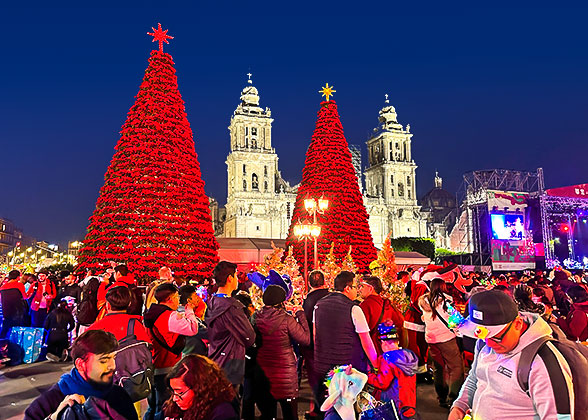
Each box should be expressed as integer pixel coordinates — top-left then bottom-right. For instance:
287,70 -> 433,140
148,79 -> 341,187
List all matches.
491,214 -> 525,240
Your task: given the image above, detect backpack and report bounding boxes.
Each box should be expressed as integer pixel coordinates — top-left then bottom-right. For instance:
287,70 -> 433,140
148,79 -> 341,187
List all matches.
517,323 -> 588,420
476,322 -> 588,420
113,318 -> 154,402
77,278 -> 100,325
60,396 -> 127,420
126,284 -> 144,316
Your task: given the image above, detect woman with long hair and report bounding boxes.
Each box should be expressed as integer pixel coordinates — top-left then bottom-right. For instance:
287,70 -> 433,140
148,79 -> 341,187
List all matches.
44,299 -> 75,361
163,354 -> 238,420
418,278 -> 464,408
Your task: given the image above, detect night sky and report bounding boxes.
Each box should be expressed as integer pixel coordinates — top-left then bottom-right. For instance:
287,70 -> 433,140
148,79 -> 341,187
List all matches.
2,4 -> 587,247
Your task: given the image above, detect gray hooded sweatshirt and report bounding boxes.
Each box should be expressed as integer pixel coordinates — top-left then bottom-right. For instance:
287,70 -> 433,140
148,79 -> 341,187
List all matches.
453,312 -> 574,420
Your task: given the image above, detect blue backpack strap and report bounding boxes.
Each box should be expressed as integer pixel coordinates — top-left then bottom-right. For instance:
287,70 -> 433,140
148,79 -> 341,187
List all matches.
516,336 -> 551,393
126,318 -> 136,338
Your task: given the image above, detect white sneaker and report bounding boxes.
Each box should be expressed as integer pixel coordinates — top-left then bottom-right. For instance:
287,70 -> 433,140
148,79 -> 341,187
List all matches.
46,353 -> 60,362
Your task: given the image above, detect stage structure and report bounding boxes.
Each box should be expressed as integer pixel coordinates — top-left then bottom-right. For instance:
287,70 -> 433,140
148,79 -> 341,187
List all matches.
541,184 -> 588,269
451,169 -> 544,270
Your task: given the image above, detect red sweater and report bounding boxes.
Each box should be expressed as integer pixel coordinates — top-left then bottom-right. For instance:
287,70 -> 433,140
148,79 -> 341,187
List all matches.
88,312 -> 151,344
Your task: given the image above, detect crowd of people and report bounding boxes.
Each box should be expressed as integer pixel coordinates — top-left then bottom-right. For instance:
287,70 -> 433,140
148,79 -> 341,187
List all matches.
0,262 -> 587,420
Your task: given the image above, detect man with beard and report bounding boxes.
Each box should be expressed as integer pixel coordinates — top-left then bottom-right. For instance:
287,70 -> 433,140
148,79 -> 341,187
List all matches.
24,329 -> 137,420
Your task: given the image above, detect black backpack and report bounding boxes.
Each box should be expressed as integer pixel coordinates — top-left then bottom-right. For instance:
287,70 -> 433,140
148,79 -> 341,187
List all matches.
113,318 -> 154,402
77,278 -> 100,325
126,284 -> 144,316
517,323 -> 588,420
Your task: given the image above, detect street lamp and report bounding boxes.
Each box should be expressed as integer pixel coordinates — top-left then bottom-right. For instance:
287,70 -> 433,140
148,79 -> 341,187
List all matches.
303,195 -> 330,270
294,221 -> 321,292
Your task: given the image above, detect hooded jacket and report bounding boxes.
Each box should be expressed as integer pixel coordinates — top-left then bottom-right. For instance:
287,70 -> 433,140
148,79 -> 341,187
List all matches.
368,349 -> 419,411
252,306 -> 310,399
205,294 -> 256,385
453,312 -> 574,420
144,303 -> 198,373
418,293 -> 456,344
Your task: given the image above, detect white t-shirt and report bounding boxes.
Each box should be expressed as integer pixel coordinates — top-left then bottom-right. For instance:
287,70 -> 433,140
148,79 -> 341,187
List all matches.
313,301 -> 370,333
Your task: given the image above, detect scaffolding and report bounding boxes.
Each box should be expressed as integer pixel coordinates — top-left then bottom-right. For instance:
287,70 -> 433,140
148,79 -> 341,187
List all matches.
452,168 -> 544,266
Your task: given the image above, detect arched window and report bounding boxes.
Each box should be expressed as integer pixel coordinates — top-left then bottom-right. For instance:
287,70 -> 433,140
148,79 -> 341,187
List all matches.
252,174 -> 259,190
264,166 -> 268,176
375,185 -> 379,197
398,182 -> 404,197
390,174 -> 394,184
243,180 -> 247,191
390,189 -> 394,197
408,190 -> 412,199
264,181 -> 268,192
407,176 -> 411,186
243,164 -> 246,174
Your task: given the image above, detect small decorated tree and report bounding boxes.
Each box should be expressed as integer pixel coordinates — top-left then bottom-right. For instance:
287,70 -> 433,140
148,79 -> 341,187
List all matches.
341,245 -> 358,274
320,242 -> 341,288
283,246 -> 305,305
370,233 -> 407,311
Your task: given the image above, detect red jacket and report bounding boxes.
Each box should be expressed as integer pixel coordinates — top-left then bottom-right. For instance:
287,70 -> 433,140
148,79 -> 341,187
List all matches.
144,303 -> 199,372
360,294 -> 407,353
88,312 -> 151,344
0,280 -> 26,297
557,301 -> 588,341
28,281 -> 57,311
403,281 -> 428,332
368,349 -> 419,413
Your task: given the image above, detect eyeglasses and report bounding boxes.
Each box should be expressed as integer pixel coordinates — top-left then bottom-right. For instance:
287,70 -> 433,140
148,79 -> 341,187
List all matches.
171,387 -> 191,400
487,321 -> 515,343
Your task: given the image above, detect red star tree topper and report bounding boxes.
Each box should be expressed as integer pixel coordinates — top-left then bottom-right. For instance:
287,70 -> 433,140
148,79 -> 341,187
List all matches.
147,23 -> 173,52
286,98 -> 377,272
78,35 -> 218,281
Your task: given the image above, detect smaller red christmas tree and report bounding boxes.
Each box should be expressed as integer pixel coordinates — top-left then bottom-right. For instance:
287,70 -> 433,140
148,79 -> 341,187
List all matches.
370,233 -> 406,311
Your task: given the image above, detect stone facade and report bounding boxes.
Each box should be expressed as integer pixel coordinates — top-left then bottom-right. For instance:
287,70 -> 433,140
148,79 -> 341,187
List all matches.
223,78 -> 297,239
363,98 -> 427,247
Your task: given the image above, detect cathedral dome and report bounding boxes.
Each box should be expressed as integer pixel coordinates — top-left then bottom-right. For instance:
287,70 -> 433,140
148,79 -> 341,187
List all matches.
419,173 -> 456,211
240,85 -> 260,106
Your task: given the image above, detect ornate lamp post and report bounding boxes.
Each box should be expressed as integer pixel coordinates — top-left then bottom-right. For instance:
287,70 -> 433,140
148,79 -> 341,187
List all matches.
294,221 -> 321,292
303,196 -> 329,270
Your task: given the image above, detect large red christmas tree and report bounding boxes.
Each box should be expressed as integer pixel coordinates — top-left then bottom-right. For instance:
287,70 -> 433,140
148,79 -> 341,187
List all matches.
78,25 -> 219,281
286,86 -> 377,272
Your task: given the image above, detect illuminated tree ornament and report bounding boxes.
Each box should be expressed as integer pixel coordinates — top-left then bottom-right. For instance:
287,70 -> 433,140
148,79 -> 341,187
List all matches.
147,23 -> 173,52
319,83 -> 336,102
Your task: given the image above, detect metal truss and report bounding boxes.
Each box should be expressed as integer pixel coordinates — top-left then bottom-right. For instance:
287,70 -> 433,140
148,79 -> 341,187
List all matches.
454,168 -> 545,266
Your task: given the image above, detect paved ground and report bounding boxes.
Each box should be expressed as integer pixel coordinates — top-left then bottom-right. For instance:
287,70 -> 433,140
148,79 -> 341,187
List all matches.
0,361 -> 448,420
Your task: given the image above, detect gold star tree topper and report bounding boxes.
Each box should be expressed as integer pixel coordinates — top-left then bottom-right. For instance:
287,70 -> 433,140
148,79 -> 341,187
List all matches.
319,83 -> 336,102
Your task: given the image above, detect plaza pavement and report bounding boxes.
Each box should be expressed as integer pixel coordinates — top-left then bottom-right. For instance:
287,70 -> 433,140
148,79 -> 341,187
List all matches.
0,361 -> 448,420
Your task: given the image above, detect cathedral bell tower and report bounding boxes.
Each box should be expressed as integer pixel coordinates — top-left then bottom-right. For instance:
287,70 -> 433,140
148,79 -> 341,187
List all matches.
364,95 -> 425,244
224,75 -> 292,238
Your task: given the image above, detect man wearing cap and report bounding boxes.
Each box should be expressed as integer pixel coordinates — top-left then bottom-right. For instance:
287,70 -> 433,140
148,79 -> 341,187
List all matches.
28,269 -> 57,328
450,289 -> 574,420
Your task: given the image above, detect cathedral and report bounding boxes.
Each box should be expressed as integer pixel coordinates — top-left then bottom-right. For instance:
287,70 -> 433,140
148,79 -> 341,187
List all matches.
219,76 -> 440,249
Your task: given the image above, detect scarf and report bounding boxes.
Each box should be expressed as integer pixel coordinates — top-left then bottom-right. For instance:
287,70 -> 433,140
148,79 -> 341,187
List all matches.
58,368 -> 114,399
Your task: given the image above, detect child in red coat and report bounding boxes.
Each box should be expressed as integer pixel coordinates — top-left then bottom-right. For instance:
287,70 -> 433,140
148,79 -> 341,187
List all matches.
368,321 -> 420,420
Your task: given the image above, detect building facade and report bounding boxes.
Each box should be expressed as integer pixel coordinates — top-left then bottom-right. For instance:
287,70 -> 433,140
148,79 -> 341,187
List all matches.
221,82 -> 431,248
223,77 -> 298,239
419,173 -> 457,249
363,98 -> 427,247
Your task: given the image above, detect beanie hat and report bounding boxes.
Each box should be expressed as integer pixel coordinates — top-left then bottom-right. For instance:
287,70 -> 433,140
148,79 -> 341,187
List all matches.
263,285 -> 286,306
